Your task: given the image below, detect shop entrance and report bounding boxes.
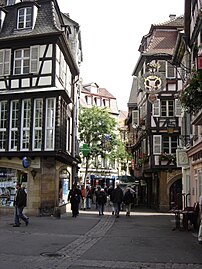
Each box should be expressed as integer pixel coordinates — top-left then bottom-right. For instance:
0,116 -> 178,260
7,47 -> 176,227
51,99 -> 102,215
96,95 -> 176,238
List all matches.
169,179 -> 182,209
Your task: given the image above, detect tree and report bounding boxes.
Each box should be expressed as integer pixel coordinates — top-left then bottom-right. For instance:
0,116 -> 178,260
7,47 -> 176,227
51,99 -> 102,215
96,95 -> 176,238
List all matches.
78,106 -> 117,185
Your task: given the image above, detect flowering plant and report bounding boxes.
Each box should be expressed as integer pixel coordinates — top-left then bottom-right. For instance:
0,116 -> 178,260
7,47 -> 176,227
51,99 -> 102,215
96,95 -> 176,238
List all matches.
159,153 -> 176,162
179,70 -> 202,114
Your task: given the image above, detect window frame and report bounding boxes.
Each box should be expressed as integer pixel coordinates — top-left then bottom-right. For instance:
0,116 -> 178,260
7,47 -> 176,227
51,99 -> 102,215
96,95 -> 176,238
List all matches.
17,6 -> 33,30
13,46 -> 39,75
32,98 -> 43,151
20,99 -> 31,151
45,98 -> 56,151
9,100 -> 19,151
0,100 -> 7,151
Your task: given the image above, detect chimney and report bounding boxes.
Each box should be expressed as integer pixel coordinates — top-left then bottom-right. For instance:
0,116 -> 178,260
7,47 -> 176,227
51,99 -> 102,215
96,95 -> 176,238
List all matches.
169,14 -> 176,20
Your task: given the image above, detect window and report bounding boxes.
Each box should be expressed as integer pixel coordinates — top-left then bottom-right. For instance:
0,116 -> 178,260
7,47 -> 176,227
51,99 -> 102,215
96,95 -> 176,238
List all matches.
9,100 -> 19,151
7,0 -> 15,5
132,110 -> 139,128
161,100 -> 174,117
45,98 -> 56,150
162,136 -> 177,154
21,99 -> 31,150
0,49 -> 11,76
0,101 -> 7,151
14,46 -> 39,75
17,7 -> 32,29
33,99 -> 43,150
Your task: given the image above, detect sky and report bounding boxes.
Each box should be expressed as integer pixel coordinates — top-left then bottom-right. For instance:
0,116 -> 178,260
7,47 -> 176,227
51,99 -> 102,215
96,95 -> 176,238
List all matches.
57,0 -> 184,111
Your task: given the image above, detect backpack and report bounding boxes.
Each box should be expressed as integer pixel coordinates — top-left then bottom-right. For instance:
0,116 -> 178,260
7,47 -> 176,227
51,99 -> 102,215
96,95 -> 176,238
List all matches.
97,191 -> 105,204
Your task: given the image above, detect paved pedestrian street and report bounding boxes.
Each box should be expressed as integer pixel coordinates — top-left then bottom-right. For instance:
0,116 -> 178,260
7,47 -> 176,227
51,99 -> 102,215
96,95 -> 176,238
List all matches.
0,208 -> 202,269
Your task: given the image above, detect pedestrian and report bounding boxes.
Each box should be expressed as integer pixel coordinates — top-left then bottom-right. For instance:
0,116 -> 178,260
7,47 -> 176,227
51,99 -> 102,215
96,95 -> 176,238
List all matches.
80,185 -> 86,210
123,187 -> 134,216
86,185 -> 93,209
112,183 -> 123,218
108,186 -> 115,215
68,182 -> 82,217
13,182 -> 29,227
198,193 -> 202,243
96,186 -> 107,215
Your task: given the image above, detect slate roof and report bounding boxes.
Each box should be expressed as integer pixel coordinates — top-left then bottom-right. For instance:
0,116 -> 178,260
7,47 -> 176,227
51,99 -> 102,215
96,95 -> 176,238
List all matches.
0,0 -> 64,41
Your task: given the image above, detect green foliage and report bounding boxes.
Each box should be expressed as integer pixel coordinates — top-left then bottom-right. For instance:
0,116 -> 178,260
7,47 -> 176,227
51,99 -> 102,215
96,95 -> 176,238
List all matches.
180,70 -> 202,114
79,106 -> 117,158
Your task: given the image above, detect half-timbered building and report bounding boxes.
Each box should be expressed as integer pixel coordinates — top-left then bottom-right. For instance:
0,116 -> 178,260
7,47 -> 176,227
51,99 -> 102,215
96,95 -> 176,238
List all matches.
127,15 -> 184,211
0,0 -> 82,215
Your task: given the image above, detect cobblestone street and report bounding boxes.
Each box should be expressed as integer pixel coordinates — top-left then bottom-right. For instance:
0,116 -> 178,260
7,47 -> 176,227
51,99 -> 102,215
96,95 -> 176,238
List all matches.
0,207 -> 202,269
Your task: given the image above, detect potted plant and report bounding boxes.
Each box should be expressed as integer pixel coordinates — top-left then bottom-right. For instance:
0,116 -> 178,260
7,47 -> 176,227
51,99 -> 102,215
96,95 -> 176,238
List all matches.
179,70 -> 202,114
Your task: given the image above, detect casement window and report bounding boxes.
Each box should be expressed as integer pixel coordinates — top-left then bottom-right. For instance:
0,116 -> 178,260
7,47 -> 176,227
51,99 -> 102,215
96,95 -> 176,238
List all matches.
45,98 -> 56,150
0,49 -> 11,76
17,7 -> 32,29
66,117 -> 71,152
21,99 -> 31,150
153,99 -> 181,117
33,99 -> 43,150
153,135 -> 177,155
132,110 -> 139,128
7,0 -> 15,5
0,101 -> 7,151
162,136 -> 177,154
153,135 -> 161,154
9,100 -> 19,151
14,46 -> 39,75
161,100 -> 174,117
85,96 -> 91,105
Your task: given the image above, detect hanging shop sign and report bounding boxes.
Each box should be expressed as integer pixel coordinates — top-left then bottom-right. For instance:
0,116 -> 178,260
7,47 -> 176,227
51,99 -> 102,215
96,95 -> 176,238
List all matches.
148,94 -> 158,104
140,72 -> 166,94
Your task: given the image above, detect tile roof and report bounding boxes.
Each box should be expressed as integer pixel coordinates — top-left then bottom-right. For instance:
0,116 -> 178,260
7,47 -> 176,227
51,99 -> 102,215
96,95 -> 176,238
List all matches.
145,30 -> 178,55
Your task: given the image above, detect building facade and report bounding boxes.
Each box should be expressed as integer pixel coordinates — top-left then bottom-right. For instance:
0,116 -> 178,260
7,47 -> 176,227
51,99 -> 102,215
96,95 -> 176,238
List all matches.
126,15 -> 184,211
174,0 -> 202,209
0,0 -> 82,215
79,82 -> 120,187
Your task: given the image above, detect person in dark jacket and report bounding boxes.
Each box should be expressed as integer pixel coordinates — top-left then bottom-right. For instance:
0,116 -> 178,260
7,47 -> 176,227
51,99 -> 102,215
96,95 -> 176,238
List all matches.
96,186 -> 107,215
68,183 -> 82,217
112,183 -> 123,218
123,188 -> 134,216
13,182 -> 29,227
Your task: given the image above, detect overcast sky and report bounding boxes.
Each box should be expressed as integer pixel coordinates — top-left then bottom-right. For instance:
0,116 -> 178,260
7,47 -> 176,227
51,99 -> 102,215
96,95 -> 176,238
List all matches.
57,0 -> 184,111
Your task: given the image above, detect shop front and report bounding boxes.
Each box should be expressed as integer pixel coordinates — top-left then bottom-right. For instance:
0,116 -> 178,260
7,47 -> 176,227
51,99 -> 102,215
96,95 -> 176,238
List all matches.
0,167 -> 27,209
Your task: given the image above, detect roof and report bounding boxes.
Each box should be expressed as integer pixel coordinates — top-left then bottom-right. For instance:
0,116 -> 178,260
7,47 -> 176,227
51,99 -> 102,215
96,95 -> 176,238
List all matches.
0,0 -> 63,41
132,15 -> 184,76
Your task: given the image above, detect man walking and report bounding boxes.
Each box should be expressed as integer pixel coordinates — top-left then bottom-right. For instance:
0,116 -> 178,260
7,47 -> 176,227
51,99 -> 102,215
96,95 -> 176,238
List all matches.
112,183 -> 123,218
13,182 -> 29,227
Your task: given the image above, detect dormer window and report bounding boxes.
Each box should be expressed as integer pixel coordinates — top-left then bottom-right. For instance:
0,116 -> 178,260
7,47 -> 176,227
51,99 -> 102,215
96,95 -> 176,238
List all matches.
7,0 -> 15,5
17,7 -> 32,29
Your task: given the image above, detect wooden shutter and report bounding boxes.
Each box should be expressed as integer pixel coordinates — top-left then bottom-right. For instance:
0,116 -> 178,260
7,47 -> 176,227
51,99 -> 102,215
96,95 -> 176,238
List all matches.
0,50 -> 4,76
152,99 -> 160,117
153,135 -> 161,154
175,99 -> 182,116
132,110 -> 139,128
4,49 -> 11,75
167,62 -> 175,78
30,46 -> 39,73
